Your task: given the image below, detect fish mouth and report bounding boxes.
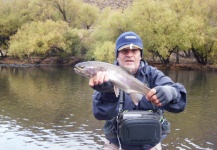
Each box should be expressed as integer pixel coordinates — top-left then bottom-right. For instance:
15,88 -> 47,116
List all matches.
74,65 -> 91,78
74,65 -> 83,75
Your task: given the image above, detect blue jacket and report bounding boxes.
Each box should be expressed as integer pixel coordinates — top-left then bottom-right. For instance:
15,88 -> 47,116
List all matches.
92,60 -> 187,149
92,60 -> 187,119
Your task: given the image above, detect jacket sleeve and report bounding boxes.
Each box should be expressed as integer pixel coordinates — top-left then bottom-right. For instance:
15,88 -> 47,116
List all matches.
147,66 -> 187,113
92,91 -> 119,120
163,82 -> 187,113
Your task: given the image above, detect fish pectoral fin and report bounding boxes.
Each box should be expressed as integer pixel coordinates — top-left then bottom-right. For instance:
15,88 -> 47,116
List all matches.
130,93 -> 143,106
114,86 -> 119,97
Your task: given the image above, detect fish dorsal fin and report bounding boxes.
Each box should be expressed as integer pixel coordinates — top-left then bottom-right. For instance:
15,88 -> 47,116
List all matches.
121,66 -> 133,74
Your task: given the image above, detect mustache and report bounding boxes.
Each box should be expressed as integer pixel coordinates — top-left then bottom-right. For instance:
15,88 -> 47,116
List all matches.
124,59 -> 134,61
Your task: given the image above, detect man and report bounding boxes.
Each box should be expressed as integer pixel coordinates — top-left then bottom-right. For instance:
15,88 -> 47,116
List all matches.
89,31 -> 187,150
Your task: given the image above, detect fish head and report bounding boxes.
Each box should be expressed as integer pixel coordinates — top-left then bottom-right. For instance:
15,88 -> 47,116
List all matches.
74,61 -> 104,78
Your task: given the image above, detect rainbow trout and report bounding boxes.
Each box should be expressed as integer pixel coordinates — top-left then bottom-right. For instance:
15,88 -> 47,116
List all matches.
74,61 -> 151,105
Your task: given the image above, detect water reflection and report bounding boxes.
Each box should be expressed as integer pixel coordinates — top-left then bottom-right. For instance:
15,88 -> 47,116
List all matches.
0,66 -> 105,150
0,66 -> 216,150
163,70 -> 216,150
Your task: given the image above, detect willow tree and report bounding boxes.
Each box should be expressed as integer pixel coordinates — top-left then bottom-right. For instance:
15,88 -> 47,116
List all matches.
46,0 -> 99,29
190,0 -> 217,65
42,0 -> 100,57
0,0 -> 58,42
0,0 -> 30,49
124,0 -> 178,64
86,7 -> 133,61
0,0 -> 59,53
75,3 -> 99,29
168,0 -> 217,65
125,0 -> 217,65
22,0 -> 60,22
93,41 -> 115,63
8,20 -> 81,59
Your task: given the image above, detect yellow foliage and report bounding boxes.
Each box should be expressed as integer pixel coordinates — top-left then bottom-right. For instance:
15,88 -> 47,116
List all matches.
8,20 -> 75,58
1,0 -> 217,64
93,41 -> 115,63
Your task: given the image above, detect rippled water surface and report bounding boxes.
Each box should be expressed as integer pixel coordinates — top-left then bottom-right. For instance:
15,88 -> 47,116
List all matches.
0,65 -> 216,150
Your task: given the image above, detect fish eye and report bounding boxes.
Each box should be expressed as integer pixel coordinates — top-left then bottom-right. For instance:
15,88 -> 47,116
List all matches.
79,66 -> 85,69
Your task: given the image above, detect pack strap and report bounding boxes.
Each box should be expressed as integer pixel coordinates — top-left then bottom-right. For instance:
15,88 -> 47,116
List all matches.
117,90 -> 124,150
118,90 -> 124,112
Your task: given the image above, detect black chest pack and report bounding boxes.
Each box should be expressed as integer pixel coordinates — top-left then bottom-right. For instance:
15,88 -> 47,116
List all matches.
117,110 -> 162,146
116,90 -> 168,146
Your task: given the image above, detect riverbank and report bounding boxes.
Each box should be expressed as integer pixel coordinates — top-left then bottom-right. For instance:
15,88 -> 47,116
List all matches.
149,62 -> 217,71
1,56 -> 217,71
0,56 -> 81,66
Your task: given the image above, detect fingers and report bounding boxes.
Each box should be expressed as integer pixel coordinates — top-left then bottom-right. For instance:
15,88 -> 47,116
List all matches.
89,71 -> 109,87
146,88 -> 156,99
146,88 -> 162,107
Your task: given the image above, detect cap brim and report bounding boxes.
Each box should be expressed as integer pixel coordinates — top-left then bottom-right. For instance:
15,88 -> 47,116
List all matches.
118,44 -> 142,51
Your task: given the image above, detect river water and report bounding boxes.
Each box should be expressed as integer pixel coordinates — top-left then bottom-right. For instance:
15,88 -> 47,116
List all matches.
0,65 -> 216,150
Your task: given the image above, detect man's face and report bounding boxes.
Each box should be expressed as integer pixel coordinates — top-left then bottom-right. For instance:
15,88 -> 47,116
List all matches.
117,48 -> 141,74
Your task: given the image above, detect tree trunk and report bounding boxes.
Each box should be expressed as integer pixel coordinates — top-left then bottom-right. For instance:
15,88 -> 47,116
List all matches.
176,49 -> 179,64
191,48 -> 207,65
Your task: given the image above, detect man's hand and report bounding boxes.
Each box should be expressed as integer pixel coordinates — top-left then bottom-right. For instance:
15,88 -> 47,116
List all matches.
89,71 -> 114,93
146,86 -> 178,107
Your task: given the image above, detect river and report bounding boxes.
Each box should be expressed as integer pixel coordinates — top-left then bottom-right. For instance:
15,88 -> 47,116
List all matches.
0,65 -> 216,150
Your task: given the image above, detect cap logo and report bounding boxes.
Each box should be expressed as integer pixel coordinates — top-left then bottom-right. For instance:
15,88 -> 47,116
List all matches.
125,36 -> 137,39
130,44 -> 133,49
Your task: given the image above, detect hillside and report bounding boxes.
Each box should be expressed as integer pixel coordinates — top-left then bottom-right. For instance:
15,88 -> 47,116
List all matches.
82,0 -> 133,9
